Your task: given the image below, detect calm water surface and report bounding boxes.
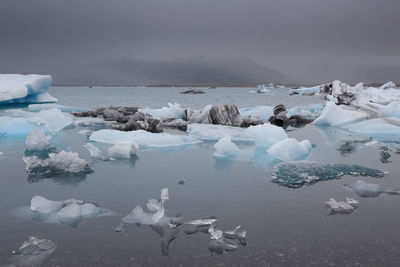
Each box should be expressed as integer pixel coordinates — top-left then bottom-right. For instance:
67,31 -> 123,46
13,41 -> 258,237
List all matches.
1,87 -> 400,266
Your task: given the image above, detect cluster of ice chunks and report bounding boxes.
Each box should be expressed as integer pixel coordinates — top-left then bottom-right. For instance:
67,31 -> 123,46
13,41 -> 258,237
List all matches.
271,161 -> 385,188
118,188 -> 246,256
30,196 -> 108,227
23,151 -> 93,177
325,198 -> 359,215
344,180 -> 400,198
7,236 -> 56,267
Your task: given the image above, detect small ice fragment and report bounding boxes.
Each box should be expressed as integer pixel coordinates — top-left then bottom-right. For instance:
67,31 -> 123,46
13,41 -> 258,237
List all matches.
114,222 -> 127,233
223,226 -> 247,246
267,138 -> 312,161
107,142 -> 138,158
12,236 -> 56,256
185,218 -> 218,225
247,124 -> 288,147
325,198 -> 358,214
161,188 -> 169,205
30,196 -> 63,214
213,135 -> 240,158
209,226 -> 223,240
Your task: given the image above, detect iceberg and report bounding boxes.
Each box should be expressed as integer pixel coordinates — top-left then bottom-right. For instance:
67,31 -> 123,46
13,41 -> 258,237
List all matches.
325,198 -> 359,214
25,129 -> 51,150
247,124 -> 288,147
313,102 -> 367,127
0,74 -> 56,104
108,142 -> 139,159
140,103 -> 184,120
30,196 -> 109,227
27,108 -> 74,133
289,85 -> 320,95
267,138 -> 312,161
23,150 -> 93,176
90,129 -> 201,149
271,161 -> 385,188
213,135 -> 240,158
344,180 -> 400,198
341,118 -> 400,138
239,106 -> 273,120
187,123 -> 252,142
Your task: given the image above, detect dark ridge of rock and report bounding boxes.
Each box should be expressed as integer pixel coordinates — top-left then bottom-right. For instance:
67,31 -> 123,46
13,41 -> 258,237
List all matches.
241,117 -> 265,128
112,116 -> 163,133
287,115 -> 314,127
273,104 -> 287,117
180,89 -> 205,94
208,105 -> 242,127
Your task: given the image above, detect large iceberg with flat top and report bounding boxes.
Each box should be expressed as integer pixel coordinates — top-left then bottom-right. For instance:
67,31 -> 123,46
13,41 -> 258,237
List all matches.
90,129 -> 201,149
0,74 -> 56,104
267,138 -> 312,161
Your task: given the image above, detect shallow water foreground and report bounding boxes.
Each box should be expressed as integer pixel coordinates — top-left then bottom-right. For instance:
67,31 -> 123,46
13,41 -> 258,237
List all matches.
1,87 -> 400,266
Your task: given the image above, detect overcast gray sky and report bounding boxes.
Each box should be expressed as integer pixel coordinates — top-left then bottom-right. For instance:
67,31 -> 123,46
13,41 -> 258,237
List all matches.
0,0 -> 399,85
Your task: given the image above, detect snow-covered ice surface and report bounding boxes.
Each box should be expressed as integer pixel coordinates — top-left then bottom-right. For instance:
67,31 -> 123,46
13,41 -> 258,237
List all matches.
0,74 -> 56,104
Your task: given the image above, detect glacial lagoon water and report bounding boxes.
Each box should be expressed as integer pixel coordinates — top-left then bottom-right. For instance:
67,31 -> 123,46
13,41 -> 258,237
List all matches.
1,86 -> 400,266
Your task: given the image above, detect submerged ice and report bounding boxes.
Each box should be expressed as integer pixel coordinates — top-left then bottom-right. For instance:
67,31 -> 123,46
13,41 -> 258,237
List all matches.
271,161 -> 385,188
344,180 -> 400,198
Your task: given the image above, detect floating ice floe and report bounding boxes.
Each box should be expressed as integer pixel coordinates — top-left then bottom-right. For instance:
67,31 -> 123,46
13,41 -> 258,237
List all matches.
140,103 -> 184,120
344,180 -> 400,198
248,124 -> 288,147
0,116 -> 39,136
23,150 -> 93,176
341,118 -> 400,138
90,129 -> 201,149
187,123 -> 252,142
313,102 -> 367,127
290,85 -> 320,95
26,108 -> 74,133
0,74 -> 56,105
30,196 -> 109,227
7,236 -> 56,267
271,161 -> 385,188
25,129 -> 51,150
213,135 -> 240,158
325,198 -> 359,214
207,225 -> 247,255
108,142 -> 139,159
28,103 -> 85,113
239,106 -> 273,120
267,138 -> 312,161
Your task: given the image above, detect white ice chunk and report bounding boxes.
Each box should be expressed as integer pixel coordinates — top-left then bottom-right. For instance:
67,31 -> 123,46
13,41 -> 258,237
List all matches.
267,138 -> 312,161
185,218 -> 218,225
90,129 -> 201,149
188,105 -> 212,123
140,103 -> 184,120
0,74 -> 56,104
325,198 -> 358,214
25,129 -> 51,150
187,123 -> 253,142
313,102 -> 367,127
239,106 -> 273,120
379,81 -> 396,90
84,143 -> 105,159
24,151 -> 92,174
161,187 -> 169,205
30,196 -> 63,214
27,108 -> 74,133
248,124 -> 288,147
0,117 -> 39,136
213,135 -> 240,158
108,142 -> 138,158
